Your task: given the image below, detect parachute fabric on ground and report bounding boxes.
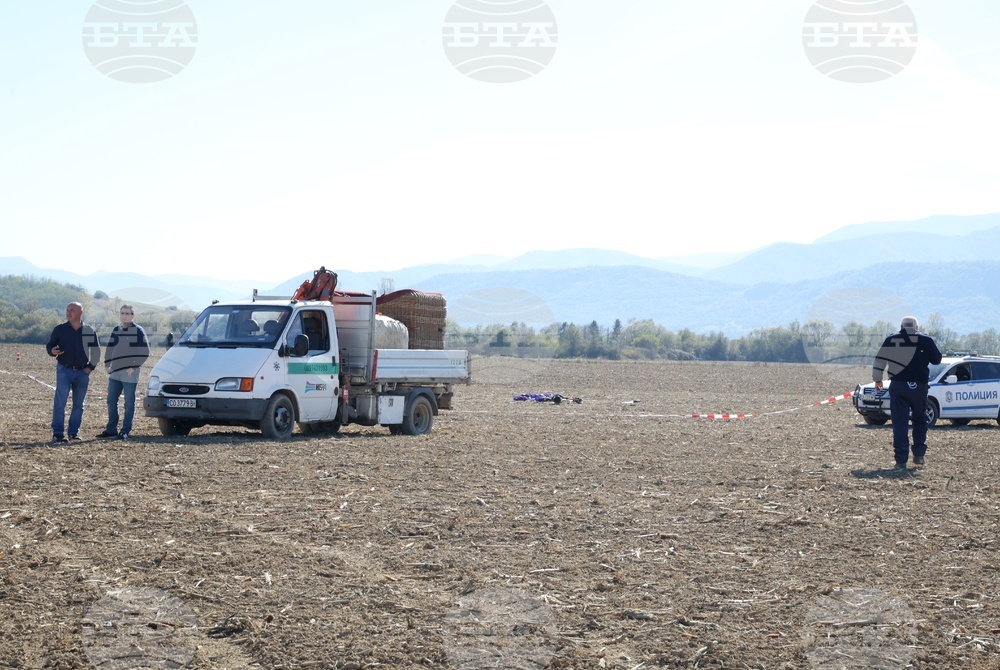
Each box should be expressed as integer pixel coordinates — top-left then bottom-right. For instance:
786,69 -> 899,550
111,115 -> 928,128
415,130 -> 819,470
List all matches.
375,314 -> 409,349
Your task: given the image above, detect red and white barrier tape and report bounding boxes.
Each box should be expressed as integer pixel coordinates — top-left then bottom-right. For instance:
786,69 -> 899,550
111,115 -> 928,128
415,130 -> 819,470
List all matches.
670,392 -> 854,420
1,369 -> 144,398
483,392 -> 855,420
5,367 -> 853,420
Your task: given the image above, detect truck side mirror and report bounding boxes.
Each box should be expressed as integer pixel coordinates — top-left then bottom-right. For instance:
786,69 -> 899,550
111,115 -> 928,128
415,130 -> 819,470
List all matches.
945,375 -> 958,385
292,333 -> 310,357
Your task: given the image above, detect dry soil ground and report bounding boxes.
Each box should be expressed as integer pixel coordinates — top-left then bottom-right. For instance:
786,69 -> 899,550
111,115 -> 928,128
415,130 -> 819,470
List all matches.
2,344 -> 1000,669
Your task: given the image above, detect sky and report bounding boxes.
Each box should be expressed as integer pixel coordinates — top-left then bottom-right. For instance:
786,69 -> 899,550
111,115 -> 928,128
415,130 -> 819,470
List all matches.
2,0 -> 1000,284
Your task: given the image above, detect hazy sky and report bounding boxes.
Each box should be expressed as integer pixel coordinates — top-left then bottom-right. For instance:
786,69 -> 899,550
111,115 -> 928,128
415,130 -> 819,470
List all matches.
2,0 -> 999,282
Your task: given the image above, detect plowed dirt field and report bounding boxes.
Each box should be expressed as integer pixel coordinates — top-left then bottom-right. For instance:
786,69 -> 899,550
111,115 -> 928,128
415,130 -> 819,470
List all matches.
2,344 -> 1000,669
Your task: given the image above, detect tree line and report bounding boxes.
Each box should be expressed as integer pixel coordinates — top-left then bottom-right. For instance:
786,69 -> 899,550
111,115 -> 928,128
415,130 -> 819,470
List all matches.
444,315 -> 996,364
3,275 -> 995,363
0,276 -> 199,345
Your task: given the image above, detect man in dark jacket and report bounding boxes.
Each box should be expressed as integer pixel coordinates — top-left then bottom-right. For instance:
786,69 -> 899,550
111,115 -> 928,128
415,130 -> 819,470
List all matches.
872,316 -> 943,469
98,305 -> 150,440
45,302 -> 101,442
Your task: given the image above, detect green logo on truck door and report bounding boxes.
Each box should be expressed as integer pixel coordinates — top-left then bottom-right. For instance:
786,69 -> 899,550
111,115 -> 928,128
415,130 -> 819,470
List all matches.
288,362 -> 339,375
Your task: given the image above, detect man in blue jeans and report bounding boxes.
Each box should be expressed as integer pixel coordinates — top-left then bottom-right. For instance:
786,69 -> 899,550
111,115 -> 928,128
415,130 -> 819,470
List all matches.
98,304 -> 150,440
872,316 -> 943,469
46,302 -> 102,442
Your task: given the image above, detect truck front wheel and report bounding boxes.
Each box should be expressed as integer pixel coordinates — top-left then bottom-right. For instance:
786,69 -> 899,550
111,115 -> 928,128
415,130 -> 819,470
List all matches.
401,395 -> 434,436
261,394 -> 295,440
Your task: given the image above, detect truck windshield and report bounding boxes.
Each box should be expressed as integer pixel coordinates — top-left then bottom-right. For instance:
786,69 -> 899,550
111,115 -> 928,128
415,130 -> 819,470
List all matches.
178,305 -> 291,348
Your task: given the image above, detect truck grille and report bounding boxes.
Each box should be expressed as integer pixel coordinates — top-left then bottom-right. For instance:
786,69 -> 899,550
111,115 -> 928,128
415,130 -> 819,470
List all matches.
163,384 -> 211,396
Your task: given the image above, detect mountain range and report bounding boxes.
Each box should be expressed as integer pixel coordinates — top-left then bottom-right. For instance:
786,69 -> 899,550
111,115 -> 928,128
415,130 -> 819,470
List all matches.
4,212 -> 1000,336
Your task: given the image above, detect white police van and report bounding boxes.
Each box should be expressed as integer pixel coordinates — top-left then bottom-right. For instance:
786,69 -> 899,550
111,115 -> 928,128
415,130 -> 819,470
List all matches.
853,354 -> 1000,426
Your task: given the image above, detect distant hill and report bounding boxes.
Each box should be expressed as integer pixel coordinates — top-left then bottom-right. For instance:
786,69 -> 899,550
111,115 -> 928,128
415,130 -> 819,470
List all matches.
0,259 -> 257,310
5,212 -> 1000,335
704,223 -> 1000,285
814,212 -> 1000,244
412,261 -> 1000,335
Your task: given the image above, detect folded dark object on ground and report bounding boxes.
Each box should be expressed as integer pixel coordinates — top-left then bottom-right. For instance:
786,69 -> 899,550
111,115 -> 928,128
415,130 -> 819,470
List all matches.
513,393 -> 582,404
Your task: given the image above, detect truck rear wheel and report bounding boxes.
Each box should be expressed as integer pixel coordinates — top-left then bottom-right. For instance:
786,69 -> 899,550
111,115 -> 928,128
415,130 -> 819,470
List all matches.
401,395 -> 434,436
261,394 -> 295,440
157,417 -> 192,436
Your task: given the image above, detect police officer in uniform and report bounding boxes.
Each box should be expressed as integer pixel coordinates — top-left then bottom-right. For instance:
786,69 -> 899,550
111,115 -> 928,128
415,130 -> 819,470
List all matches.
872,316 -> 943,469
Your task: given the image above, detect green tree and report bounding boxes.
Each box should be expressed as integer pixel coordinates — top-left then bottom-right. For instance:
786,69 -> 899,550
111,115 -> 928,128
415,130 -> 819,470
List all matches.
557,324 -> 584,358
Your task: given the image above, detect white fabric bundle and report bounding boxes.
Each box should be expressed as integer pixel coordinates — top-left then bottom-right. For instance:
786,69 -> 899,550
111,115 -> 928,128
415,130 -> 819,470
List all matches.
375,314 -> 409,349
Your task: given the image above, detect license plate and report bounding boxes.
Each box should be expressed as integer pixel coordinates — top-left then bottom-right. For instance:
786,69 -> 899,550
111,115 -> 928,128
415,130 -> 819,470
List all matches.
166,398 -> 197,408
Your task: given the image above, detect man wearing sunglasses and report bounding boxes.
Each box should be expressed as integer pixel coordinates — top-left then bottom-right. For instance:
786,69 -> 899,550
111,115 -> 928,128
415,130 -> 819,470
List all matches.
98,305 -> 150,440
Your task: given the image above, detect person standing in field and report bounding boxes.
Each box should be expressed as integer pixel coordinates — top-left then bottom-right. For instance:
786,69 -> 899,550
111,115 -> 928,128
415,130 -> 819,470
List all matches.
45,302 -> 101,443
98,304 -> 150,440
872,316 -> 943,469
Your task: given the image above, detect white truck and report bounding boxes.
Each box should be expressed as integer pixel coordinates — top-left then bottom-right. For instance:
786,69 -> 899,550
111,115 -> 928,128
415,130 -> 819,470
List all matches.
143,290 -> 470,439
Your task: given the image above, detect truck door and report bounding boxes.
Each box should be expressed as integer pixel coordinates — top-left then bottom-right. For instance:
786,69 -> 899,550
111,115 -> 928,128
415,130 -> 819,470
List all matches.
285,309 -> 338,421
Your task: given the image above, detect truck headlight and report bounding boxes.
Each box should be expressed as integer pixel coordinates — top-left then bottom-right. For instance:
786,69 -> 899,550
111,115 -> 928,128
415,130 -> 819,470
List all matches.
147,376 -> 161,393
216,377 -> 255,392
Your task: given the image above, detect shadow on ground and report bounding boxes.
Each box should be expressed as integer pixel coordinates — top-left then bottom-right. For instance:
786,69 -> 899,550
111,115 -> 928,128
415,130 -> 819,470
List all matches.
851,466 -> 920,479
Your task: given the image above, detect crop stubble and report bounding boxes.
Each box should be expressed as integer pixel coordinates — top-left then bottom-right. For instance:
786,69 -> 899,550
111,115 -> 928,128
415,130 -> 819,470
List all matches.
1,345 -> 999,668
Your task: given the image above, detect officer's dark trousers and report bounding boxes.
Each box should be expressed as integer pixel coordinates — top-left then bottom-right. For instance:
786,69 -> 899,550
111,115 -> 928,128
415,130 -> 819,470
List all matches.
888,381 -> 929,465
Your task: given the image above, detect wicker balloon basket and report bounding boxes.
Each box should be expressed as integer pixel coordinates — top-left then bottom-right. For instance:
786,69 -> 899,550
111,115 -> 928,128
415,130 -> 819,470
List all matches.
376,289 -> 447,350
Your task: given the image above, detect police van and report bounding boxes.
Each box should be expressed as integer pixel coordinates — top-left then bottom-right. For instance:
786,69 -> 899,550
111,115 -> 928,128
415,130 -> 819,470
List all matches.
853,354 -> 1000,426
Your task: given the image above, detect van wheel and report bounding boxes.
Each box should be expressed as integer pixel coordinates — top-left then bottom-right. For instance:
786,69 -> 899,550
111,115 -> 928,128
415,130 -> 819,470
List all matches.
924,399 -> 940,427
261,394 -> 295,439
402,396 -> 434,436
157,418 -> 192,436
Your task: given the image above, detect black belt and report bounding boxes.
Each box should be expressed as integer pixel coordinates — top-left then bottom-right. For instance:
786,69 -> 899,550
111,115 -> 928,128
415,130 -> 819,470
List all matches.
60,363 -> 87,370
